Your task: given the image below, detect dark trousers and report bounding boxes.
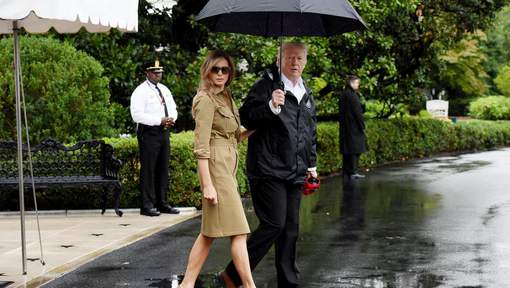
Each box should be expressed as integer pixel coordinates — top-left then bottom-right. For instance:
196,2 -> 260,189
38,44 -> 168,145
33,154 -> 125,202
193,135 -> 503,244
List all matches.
342,153 -> 360,176
137,125 -> 170,210
225,179 -> 302,288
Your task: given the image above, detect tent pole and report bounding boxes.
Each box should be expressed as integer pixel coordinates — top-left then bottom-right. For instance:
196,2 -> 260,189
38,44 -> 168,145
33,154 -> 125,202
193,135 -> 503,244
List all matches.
13,20 -> 27,275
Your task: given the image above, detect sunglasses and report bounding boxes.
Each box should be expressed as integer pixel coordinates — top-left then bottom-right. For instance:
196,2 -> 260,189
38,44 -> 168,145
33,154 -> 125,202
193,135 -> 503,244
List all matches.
211,66 -> 231,74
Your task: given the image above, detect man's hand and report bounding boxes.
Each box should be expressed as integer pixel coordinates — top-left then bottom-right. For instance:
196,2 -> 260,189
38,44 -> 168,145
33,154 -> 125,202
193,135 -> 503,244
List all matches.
307,170 -> 318,179
271,89 -> 286,108
161,117 -> 175,128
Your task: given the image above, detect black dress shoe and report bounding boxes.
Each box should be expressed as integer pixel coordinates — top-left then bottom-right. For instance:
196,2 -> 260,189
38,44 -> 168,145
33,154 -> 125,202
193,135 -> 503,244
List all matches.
157,205 -> 180,214
350,173 -> 366,179
211,272 -> 226,288
140,208 -> 160,217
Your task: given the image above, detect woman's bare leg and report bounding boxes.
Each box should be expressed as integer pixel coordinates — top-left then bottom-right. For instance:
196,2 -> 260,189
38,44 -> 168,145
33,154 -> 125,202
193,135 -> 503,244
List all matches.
179,233 -> 214,288
230,234 -> 256,288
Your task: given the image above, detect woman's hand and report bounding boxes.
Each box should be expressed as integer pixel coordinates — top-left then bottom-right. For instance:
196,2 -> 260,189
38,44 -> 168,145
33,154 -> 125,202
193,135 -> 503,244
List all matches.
203,185 -> 218,205
239,129 -> 255,141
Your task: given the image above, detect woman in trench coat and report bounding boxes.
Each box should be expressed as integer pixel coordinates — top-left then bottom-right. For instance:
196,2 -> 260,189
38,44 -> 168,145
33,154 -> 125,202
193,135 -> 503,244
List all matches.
179,50 -> 255,288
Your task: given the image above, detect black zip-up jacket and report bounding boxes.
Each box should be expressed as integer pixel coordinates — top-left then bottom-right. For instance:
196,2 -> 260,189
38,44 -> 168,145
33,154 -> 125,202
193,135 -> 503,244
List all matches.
339,87 -> 367,154
240,67 -> 317,184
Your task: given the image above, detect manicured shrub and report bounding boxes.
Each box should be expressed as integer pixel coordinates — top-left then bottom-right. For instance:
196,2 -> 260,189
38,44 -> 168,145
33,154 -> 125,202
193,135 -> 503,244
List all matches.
469,96 -> 510,120
0,36 -> 116,143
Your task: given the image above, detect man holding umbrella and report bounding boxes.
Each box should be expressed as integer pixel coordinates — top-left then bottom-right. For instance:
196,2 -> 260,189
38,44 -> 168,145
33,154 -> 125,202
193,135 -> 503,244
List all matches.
195,0 -> 367,286
220,42 -> 317,288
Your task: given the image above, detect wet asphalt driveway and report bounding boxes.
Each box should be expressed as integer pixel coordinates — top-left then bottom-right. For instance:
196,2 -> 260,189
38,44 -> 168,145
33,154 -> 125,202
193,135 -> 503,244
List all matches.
43,148 -> 510,288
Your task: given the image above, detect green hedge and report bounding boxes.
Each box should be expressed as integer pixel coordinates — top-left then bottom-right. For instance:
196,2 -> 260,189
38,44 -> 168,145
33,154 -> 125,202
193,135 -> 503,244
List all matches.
359,118 -> 510,167
315,118 -> 510,175
104,132 -> 249,209
104,118 -> 510,208
4,118 -> 509,210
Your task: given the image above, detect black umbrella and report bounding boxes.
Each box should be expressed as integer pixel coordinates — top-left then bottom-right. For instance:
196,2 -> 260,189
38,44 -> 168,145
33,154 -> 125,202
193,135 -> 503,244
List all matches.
196,0 -> 366,36
196,0 -> 367,81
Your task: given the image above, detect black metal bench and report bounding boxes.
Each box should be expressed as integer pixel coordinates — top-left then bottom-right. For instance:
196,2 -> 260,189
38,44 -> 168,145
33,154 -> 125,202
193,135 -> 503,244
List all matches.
0,138 -> 123,217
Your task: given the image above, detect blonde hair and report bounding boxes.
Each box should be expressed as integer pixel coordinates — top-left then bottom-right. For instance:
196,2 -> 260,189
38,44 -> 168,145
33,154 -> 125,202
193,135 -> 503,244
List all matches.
277,41 -> 308,65
198,50 -> 235,93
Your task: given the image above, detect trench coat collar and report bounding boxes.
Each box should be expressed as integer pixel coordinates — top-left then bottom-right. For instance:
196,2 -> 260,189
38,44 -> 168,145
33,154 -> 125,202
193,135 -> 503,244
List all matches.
213,88 -> 240,127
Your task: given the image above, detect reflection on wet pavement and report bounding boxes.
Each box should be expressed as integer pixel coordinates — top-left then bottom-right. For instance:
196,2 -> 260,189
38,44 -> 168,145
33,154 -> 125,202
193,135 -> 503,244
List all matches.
297,175 -> 442,288
296,148 -> 510,288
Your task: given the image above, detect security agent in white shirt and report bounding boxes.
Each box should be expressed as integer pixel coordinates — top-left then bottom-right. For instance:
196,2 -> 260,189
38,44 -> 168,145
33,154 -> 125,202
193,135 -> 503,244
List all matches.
130,60 -> 179,217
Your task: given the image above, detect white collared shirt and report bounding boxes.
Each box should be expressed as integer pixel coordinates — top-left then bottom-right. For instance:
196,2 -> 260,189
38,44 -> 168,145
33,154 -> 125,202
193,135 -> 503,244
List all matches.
130,80 -> 178,126
269,74 -> 306,115
282,74 -> 306,103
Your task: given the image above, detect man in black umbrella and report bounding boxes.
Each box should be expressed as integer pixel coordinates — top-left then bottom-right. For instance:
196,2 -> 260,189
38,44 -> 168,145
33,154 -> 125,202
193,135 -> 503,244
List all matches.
339,75 -> 367,180
221,42 -> 317,288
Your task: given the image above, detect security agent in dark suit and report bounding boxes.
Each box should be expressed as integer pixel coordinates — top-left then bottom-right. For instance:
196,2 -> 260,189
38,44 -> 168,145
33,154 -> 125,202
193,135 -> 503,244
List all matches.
339,75 -> 367,180
130,60 -> 180,216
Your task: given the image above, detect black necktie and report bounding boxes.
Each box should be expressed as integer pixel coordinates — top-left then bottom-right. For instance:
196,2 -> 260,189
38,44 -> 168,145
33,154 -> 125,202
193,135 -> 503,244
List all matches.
155,85 -> 169,117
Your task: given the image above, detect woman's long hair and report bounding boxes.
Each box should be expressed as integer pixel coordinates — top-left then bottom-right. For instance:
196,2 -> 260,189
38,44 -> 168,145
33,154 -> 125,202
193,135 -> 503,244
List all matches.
198,50 -> 235,93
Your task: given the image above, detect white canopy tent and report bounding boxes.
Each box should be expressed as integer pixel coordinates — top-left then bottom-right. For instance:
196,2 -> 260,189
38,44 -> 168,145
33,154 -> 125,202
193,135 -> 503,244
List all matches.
0,0 -> 138,34
0,0 -> 139,275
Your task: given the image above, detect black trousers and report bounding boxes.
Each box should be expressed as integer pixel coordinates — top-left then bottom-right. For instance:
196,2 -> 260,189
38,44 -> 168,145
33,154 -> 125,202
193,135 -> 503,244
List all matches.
225,178 -> 302,288
342,153 -> 360,176
137,125 -> 170,210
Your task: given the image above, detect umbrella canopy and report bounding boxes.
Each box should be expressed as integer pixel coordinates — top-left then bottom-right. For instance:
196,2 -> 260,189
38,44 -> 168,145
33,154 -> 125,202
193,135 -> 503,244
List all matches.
196,0 -> 367,37
0,0 -> 138,33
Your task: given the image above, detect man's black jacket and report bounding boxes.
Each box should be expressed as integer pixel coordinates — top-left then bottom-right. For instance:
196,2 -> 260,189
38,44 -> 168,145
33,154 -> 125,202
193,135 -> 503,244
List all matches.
338,86 -> 367,154
239,67 -> 317,184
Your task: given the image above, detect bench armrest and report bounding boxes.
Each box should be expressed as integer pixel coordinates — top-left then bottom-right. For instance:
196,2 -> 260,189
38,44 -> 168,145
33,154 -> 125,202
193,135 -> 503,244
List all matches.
102,143 -> 122,180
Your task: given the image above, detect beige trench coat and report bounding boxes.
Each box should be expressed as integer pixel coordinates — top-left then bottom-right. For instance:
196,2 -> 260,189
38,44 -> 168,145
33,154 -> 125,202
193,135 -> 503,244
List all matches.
192,89 -> 250,237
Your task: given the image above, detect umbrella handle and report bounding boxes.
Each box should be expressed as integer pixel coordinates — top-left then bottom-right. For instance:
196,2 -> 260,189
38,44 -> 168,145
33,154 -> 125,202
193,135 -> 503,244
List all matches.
278,80 -> 284,91
273,81 -> 285,109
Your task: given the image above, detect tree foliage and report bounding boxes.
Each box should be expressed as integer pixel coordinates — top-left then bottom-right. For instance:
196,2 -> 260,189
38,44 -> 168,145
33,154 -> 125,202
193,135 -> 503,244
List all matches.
13,0 -> 508,137
171,0 -> 510,118
495,65 -> 510,97
482,5 -> 510,92
437,33 -> 488,97
326,0 -> 509,117
0,36 -> 115,143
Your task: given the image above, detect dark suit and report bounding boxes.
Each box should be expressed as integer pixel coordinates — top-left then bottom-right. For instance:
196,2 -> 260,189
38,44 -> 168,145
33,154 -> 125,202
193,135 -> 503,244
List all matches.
339,87 -> 367,176
136,125 -> 170,210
